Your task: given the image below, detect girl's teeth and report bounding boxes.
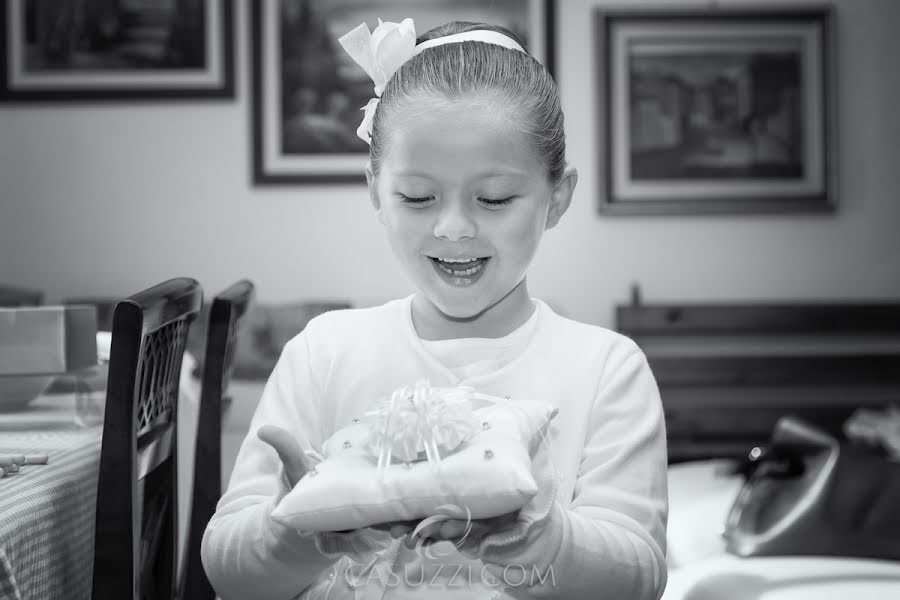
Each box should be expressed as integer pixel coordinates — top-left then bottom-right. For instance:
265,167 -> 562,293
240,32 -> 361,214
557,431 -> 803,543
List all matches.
437,261 -> 485,276
432,256 -> 487,278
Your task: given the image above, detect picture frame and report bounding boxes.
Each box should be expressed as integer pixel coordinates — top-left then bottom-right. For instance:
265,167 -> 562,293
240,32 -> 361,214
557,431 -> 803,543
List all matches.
596,7 -> 835,215
0,0 -> 234,101
251,0 -> 556,185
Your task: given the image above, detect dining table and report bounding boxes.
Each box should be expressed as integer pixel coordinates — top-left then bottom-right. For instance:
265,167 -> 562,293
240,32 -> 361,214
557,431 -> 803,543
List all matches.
0,358 -> 203,600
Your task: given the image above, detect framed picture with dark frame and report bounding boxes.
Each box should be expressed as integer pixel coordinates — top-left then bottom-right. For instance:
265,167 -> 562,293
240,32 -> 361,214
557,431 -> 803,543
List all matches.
251,0 -> 556,185
596,7 -> 835,215
0,0 -> 234,101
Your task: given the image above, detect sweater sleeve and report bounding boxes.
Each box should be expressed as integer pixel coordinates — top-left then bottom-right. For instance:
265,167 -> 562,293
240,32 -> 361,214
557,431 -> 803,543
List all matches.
200,332 -> 338,600
521,344 -> 669,600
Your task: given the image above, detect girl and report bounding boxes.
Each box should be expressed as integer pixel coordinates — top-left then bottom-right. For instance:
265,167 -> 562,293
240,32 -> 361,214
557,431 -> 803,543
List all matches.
201,18 -> 667,600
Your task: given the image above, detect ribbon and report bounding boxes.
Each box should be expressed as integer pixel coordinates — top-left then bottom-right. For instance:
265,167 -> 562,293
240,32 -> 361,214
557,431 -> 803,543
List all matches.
338,18 -> 417,144
360,380 -> 542,479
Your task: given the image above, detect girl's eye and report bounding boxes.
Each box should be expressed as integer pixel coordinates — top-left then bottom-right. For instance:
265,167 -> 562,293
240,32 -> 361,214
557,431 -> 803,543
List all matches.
398,194 -> 435,205
478,196 -> 515,207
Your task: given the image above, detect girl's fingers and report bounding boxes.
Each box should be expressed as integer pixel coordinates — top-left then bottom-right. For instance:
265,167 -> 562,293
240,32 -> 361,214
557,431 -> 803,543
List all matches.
411,515 -> 450,540
389,523 -> 415,538
435,513 -> 517,540
369,520 -> 416,538
257,425 -> 309,486
370,509 -> 523,548
439,519 -> 468,539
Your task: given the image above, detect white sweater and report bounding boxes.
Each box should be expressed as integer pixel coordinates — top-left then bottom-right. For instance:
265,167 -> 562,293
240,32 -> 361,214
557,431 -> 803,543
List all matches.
201,296 -> 668,599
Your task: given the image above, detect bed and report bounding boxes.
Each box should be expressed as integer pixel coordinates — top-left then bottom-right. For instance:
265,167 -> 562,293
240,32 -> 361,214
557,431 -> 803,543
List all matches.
616,289 -> 900,597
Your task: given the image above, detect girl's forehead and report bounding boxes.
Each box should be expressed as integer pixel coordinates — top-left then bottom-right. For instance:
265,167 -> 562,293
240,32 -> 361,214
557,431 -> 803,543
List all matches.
392,93 -> 518,132
381,98 -> 542,177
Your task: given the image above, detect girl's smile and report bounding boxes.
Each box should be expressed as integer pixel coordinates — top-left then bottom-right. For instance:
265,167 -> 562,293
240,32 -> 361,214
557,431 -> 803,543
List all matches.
428,256 -> 490,287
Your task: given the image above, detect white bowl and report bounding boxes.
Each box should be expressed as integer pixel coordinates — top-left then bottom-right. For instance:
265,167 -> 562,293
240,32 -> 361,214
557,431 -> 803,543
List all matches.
0,375 -> 56,411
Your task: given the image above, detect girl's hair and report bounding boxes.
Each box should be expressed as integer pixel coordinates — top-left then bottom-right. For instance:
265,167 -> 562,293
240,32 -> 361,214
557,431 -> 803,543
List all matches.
369,21 -> 566,184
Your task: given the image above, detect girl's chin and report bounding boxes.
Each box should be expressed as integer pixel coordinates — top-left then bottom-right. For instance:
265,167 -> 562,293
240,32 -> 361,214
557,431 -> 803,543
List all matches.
416,290 -> 490,321
432,297 -> 487,320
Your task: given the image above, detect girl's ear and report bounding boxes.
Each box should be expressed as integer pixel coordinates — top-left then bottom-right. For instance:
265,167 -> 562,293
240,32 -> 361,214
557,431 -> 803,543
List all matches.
546,164 -> 578,230
365,163 -> 385,224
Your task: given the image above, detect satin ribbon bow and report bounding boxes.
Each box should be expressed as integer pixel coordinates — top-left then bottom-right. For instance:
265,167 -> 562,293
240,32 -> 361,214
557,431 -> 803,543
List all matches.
338,18 -> 417,144
362,380 -> 483,478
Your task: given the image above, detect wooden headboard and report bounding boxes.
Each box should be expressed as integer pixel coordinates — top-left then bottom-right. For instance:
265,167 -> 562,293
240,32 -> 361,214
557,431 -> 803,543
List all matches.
616,289 -> 900,463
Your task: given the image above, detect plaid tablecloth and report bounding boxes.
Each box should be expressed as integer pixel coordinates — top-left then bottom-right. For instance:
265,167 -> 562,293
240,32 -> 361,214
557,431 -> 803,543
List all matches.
0,362 -> 202,600
0,395 -> 103,600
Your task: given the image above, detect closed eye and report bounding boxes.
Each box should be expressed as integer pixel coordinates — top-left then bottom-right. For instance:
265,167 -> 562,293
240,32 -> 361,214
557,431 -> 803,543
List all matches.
478,196 -> 515,207
398,194 -> 435,205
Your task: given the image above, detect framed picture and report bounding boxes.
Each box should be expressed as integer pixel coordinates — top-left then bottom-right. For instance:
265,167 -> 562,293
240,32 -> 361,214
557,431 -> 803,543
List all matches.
0,0 -> 234,101
596,7 -> 835,215
251,0 -> 556,185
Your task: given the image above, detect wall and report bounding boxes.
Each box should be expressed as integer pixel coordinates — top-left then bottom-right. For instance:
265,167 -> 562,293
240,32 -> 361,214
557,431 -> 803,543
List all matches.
2,0 -> 899,328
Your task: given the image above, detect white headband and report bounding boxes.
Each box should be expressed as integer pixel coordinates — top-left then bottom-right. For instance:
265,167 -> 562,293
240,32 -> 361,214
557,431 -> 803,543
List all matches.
412,30 -> 525,56
338,18 -> 526,144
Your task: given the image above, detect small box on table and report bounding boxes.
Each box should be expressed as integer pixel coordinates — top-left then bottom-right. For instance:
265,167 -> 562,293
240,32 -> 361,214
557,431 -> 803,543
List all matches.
0,306 -> 98,375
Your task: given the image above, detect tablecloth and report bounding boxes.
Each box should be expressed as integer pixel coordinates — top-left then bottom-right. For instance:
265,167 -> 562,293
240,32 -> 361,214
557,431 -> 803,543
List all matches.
0,394 -> 103,600
0,355 -> 206,600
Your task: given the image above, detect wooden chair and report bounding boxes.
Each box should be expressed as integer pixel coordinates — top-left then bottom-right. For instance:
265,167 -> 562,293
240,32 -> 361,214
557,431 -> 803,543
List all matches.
92,278 -> 203,600
181,279 -> 255,600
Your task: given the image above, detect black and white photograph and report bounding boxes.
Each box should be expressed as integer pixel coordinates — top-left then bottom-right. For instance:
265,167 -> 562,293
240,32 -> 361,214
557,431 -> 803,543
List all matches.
252,0 -> 555,184
0,0 -> 234,99
598,8 -> 834,214
3,1 -> 900,599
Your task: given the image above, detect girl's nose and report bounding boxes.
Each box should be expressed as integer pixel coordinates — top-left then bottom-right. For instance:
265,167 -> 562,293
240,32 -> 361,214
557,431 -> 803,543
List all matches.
432,200 -> 476,241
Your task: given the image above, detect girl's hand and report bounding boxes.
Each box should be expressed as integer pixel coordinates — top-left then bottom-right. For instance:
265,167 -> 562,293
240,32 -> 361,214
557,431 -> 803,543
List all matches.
370,520 -> 418,539
398,510 -> 520,549
409,443 -> 563,578
257,425 -> 419,539
257,424 -> 318,487
369,514 -> 516,546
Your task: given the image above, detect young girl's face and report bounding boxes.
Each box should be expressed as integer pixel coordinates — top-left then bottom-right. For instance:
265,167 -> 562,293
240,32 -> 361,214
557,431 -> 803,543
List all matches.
367,97 -> 574,329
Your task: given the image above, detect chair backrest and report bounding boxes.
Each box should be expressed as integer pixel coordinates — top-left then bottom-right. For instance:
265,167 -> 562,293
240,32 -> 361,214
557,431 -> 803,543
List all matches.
92,278 -> 203,600
181,279 -> 255,600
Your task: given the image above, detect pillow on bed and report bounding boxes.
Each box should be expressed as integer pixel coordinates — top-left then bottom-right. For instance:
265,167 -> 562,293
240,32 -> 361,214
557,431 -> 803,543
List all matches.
271,383 -> 558,533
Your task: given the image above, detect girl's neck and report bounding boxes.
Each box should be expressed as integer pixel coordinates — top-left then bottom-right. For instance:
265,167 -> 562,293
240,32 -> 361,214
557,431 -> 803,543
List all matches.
411,280 -> 536,341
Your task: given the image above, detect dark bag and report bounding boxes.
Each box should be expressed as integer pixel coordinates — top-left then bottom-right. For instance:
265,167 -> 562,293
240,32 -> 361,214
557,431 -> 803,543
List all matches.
723,415 -> 900,561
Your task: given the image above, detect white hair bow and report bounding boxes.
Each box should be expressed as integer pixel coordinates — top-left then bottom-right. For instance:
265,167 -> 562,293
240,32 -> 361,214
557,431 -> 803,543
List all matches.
338,18 -> 417,144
